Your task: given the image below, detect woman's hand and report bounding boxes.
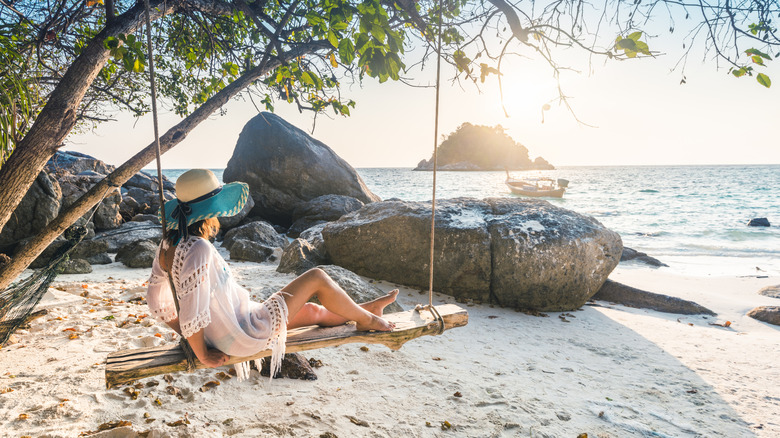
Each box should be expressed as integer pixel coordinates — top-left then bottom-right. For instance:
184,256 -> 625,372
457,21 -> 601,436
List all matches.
186,328 -> 229,368
199,348 -> 229,368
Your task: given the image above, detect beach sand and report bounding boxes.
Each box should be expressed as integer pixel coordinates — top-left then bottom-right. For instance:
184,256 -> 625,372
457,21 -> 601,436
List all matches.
0,253 -> 777,437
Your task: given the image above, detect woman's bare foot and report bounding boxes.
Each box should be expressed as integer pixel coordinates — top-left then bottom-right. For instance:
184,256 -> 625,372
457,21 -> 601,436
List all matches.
356,314 -> 395,332
360,289 -> 399,317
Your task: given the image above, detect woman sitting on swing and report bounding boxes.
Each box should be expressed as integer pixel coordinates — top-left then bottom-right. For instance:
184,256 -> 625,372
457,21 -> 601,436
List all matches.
146,169 -> 397,378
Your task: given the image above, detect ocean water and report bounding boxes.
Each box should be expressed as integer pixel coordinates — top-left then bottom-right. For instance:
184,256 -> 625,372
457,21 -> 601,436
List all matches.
163,165 -> 780,276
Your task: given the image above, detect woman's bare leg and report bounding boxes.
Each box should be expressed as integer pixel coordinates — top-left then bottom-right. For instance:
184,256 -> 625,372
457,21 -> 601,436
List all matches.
281,268 -> 395,331
288,289 -> 399,329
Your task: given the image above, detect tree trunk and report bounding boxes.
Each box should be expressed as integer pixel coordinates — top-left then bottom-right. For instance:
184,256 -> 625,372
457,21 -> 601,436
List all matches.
0,42 -> 329,291
0,0 -> 176,235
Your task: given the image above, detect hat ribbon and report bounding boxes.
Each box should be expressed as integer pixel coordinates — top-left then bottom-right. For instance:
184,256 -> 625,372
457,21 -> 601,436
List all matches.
171,186 -> 223,242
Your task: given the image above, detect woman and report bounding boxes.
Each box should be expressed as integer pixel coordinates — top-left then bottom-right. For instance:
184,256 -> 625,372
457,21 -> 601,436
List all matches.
147,169 -> 396,378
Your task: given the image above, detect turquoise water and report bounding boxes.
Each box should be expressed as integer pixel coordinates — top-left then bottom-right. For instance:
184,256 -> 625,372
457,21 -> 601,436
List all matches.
163,165 -> 780,276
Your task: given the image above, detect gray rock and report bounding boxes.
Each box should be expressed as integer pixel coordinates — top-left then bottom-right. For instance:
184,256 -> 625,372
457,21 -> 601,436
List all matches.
758,285 -> 780,299
119,196 -> 141,221
747,217 -> 770,227
85,253 -> 112,265
322,197 -> 622,311
223,112 -> 380,226
228,239 -> 275,263
277,238 -> 327,275
288,195 -> 364,237
487,198 -> 622,310
218,193 -> 255,231
747,306 -> 780,325
0,171 -> 62,249
620,247 -> 668,267
115,239 -> 158,268
299,223 -> 328,250
259,352 -> 317,380
593,279 -> 716,315
316,265 -> 403,313
71,239 -> 110,260
93,221 -> 163,252
131,214 -> 160,224
92,188 -> 123,231
45,150 -> 114,176
123,170 -> 174,192
60,258 -> 92,274
222,221 -> 287,252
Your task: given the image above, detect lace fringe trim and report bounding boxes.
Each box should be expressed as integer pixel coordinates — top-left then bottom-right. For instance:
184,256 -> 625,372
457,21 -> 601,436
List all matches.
234,292 -> 290,382
151,306 -> 177,323
180,310 -> 211,339
264,292 -> 289,381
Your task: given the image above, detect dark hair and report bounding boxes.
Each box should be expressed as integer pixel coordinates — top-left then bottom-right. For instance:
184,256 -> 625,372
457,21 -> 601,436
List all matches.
166,217 -> 220,246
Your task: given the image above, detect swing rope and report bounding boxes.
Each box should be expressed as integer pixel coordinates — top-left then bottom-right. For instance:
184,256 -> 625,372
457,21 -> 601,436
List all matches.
142,0 -> 198,372
417,0 -> 446,335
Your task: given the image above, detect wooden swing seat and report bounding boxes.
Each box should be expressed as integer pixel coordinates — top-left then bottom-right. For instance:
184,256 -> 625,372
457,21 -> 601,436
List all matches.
105,303 -> 467,388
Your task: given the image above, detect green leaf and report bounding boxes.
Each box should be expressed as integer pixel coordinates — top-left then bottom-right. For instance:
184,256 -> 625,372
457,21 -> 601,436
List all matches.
745,48 -> 772,60
370,24 -> 385,43
616,38 -> 637,51
338,38 -> 355,64
327,30 -> 339,48
751,55 -> 765,66
627,31 -> 643,41
301,71 -> 315,86
732,67 -> 748,78
132,58 -> 144,73
757,73 -> 771,88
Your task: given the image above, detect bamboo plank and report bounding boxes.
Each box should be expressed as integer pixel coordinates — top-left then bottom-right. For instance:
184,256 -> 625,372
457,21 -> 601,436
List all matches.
106,303 -> 468,388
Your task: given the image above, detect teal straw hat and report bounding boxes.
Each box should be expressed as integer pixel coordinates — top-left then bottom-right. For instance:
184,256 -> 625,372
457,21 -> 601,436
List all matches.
159,169 -> 250,241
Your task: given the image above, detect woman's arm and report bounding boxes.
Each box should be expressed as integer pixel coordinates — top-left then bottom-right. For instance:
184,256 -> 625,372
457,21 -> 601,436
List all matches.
186,328 -> 229,368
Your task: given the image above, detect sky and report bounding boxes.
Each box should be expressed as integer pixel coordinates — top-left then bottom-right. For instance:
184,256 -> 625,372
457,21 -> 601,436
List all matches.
65,17 -> 780,170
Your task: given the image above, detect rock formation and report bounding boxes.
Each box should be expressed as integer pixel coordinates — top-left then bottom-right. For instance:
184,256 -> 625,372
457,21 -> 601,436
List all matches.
223,112 -> 379,227
322,197 -> 622,311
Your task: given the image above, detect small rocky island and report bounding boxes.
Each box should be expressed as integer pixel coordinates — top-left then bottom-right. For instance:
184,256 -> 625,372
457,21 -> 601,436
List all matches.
414,122 -> 554,171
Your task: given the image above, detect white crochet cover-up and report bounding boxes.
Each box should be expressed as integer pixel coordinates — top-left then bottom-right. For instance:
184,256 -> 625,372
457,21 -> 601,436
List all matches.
147,236 -> 288,380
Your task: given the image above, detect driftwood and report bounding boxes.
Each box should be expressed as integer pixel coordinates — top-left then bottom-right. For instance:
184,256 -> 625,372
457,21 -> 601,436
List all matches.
106,303 -> 468,388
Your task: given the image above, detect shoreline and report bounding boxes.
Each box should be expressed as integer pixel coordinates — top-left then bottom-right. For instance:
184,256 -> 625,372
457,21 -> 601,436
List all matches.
0,257 -> 777,437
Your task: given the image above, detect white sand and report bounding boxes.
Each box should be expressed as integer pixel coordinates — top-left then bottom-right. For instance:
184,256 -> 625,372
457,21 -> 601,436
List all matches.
1,257 -> 778,437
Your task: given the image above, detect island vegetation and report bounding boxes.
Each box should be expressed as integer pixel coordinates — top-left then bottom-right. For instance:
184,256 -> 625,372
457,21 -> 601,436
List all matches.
414,123 -> 553,171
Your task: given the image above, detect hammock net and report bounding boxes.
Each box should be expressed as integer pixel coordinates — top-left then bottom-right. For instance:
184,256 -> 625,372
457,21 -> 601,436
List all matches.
0,226 -> 87,345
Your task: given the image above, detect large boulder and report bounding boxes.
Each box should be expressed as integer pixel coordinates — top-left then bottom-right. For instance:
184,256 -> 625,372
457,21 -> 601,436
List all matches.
316,265 -> 403,313
93,221 -> 163,252
288,195 -> 364,237
747,306 -> 780,326
228,240 -> 276,263
222,221 -> 287,263
45,150 -> 114,176
218,193 -> 255,231
277,238 -> 328,275
322,198 -> 622,311
222,221 -> 288,251
58,172 -> 122,231
223,112 -> 380,226
758,285 -> 780,299
0,171 -> 62,250
116,239 -> 158,268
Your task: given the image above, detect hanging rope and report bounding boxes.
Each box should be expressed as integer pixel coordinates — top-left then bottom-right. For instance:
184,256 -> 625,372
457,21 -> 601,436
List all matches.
415,0 -> 446,336
142,0 -> 197,372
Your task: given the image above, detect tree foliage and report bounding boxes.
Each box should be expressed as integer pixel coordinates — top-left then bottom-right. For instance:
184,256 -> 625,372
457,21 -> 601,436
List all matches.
0,0 -> 777,288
